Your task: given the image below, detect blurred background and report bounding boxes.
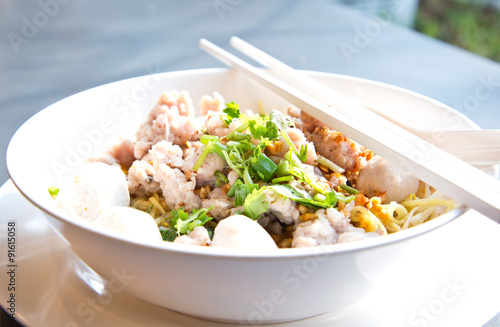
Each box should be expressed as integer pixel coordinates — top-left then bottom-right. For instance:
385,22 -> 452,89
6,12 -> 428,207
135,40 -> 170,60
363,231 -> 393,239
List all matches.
1,0 -> 500,186
417,0 -> 500,63
341,0 -> 500,61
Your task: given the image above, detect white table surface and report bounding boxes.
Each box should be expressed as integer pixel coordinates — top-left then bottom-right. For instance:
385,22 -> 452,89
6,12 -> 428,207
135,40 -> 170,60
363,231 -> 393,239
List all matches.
1,1 -> 499,326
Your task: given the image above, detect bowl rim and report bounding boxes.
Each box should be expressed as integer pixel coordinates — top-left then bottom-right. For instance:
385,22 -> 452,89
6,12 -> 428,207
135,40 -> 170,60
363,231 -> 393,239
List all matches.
6,67 -> 481,259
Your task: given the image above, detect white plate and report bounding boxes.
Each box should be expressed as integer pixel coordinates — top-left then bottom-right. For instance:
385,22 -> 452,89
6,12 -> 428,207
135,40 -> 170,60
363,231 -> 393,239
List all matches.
0,179 -> 499,327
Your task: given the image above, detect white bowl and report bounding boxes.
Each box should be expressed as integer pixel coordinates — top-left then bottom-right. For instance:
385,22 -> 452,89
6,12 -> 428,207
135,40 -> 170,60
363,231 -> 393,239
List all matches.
6,68 -> 488,324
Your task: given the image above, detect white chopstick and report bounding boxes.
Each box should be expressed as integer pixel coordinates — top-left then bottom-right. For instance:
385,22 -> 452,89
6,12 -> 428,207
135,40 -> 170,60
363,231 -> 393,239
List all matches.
199,38 -> 500,221
231,37 -> 500,167
229,36 -> 363,115
229,36 -> 423,152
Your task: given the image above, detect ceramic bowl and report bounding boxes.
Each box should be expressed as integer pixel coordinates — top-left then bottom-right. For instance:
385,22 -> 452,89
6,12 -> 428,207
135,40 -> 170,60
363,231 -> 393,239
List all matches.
6,68 -> 488,324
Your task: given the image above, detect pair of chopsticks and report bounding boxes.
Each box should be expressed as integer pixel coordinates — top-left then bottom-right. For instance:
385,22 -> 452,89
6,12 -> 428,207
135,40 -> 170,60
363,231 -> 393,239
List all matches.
199,37 -> 500,222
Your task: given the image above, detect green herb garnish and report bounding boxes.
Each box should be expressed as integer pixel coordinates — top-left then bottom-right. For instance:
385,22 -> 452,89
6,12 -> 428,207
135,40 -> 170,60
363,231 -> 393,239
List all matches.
214,171 -> 228,187
170,206 -> 214,236
191,101 -> 352,221
222,101 -> 241,125
340,183 -> 360,195
243,188 -> 269,220
159,228 -> 177,242
48,186 -> 59,198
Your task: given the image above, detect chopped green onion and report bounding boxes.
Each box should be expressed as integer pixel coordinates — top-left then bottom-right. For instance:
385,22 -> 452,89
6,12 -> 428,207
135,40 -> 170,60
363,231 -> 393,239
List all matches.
225,141 -> 255,151
235,120 -> 250,133
340,183 -> 359,195
234,183 -> 259,206
199,135 -> 227,158
226,132 -> 251,142
214,171 -> 228,187
146,203 -> 154,213
275,160 -> 292,177
228,149 -> 244,164
324,191 -> 339,207
243,188 -> 269,220
267,184 -> 335,208
269,110 -> 307,162
317,155 -> 345,174
271,175 -> 295,184
192,140 -> 214,171
200,134 -> 220,144
279,152 -> 327,194
234,185 -> 247,206
297,144 -> 309,163
222,150 -> 243,177
227,179 -> 243,197
242,167 -> 253,185
227,178 -> 259,207
336,192 -> 356,203
223,121 -> 250,142
250,153 -> 277,182
280,130 -> 302,160
48,186 -> 59,197
159,228 -> 177,242
211,141 -> 227,158
284,151 -> 302,168
313,193 -> 326,202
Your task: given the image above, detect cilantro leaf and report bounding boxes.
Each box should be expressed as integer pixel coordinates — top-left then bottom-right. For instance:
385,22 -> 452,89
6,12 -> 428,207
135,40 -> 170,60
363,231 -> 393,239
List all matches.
170,206 -> 214,236
276,153 -> 327,194
170,207 -> 188,230
267,185 -> 341,208
222,102 -> 241,125
227,179 -> 259,206
247,116 -> 279,140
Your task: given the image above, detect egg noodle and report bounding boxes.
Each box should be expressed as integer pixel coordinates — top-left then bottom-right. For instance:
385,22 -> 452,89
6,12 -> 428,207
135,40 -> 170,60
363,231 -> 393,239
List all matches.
350,185 -> 455,235
131,193 -> 168,221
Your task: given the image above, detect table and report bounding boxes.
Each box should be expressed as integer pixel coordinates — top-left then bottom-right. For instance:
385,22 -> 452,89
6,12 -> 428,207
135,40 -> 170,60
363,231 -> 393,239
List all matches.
1,1 -> 499,326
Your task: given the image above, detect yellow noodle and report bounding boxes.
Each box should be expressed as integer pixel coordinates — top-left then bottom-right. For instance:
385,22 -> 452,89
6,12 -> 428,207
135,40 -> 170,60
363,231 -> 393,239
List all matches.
405,206 -> 435,228
402,207 -> 419,230
402,198 -> 455,212
151,192 -> 160,202
350,206 -> 387,235
149,196 -> 167,215
352,191 -> 455,234
131,198 -> 152,211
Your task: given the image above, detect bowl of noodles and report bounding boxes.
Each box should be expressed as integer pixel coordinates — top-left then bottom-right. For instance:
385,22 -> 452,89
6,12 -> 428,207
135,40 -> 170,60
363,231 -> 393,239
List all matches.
6,68 -> 494,323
